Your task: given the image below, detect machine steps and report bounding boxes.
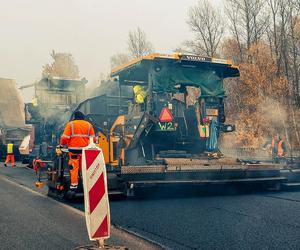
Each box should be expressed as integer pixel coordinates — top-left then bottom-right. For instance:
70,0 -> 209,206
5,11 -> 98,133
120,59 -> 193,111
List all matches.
281,182 -> 300,191
280,169 -> 300,191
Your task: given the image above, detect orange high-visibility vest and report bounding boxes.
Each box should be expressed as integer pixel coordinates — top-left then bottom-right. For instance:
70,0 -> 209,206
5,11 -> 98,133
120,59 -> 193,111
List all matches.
60,120 -> 95,151
271,139 -> 275,148
277,140 -> 284,156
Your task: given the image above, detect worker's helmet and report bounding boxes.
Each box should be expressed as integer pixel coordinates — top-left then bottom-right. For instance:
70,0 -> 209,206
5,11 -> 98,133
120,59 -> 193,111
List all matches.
73,111 -> 85,120
133,85 -> 142,94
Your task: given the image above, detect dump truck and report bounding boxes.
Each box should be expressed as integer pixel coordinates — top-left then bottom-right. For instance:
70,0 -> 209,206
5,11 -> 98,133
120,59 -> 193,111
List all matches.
24,76 -> 87,162
45,53 -> 286,198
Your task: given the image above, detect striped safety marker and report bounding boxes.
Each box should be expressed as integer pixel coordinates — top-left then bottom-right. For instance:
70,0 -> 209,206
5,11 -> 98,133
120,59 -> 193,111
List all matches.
82,143 -> 110,241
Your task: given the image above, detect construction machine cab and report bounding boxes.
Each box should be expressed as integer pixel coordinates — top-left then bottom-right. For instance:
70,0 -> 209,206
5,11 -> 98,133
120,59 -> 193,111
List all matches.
109,53 -> 239,163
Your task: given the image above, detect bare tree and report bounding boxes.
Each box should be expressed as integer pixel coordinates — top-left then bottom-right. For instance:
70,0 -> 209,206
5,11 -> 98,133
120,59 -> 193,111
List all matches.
186,0 -> 224,57
225,0 -> 269,60
110,53 -> 131,68
269,0 -> 300,102
266,0 -> 280,60
128,27 -> 153,58
42,50 -> 79,78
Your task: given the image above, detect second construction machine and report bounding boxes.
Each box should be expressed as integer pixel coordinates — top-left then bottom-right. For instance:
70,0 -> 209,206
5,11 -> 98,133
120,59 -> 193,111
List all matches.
47,53 -> 284,198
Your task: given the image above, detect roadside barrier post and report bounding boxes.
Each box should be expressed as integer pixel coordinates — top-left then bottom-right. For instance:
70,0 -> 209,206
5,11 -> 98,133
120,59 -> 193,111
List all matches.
82,138 -> 110,248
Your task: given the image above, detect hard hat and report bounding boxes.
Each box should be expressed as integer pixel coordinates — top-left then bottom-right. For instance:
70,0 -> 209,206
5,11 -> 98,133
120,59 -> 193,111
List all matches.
133,85 -> 142,94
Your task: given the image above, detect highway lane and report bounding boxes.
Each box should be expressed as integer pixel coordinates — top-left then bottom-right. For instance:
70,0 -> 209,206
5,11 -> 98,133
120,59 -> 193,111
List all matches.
0,166 -> 161,250
2,165 -> 300,249
0,173 -> 91,250
110,190 -> 300,249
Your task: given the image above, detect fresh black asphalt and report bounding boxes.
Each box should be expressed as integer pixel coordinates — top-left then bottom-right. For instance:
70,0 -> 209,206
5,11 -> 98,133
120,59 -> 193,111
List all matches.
2,165 -> 300,249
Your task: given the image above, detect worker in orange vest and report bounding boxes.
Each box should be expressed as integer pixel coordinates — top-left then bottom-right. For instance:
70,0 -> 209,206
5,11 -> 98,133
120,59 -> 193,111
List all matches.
277,135 -> 287,162
270,133 -> 279,161
60,111 -> 95,190
4,141 -> 16,167
263,133 -> 279,162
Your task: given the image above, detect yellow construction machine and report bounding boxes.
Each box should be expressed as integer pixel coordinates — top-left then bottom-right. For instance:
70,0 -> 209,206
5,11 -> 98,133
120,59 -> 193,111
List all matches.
46,53 -> 285,198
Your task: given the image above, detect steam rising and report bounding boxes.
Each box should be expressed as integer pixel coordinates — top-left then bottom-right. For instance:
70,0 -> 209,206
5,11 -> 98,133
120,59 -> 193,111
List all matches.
0,78 -> 26,128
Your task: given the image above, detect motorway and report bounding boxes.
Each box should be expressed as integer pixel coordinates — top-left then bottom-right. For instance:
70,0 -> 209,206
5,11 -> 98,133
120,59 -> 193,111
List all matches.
0,165 -> 160,250
1,165 -> 300,249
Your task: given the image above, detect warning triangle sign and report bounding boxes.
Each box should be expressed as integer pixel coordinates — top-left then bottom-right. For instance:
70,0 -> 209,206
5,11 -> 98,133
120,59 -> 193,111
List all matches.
159,107 -> 173,122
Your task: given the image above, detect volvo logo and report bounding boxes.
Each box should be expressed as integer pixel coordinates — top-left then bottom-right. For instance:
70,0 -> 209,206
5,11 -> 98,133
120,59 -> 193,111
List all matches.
182,55 -> 211,62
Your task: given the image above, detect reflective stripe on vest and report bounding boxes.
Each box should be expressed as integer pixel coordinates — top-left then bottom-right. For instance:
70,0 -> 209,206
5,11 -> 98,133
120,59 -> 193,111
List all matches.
70,121 -> 91,138
7,143 -> 13,154
71,121 -> 75,136
87,124 -> 91,136
68,146 -> 84,150
278,140 -> 284,156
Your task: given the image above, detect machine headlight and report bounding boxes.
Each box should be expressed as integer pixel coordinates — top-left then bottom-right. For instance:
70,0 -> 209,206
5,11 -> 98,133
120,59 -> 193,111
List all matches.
227,126 -> 232,131
221,124 -> 235,132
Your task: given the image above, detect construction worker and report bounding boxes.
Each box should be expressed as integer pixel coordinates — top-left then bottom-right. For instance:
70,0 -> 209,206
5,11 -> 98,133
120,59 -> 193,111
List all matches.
277,135 -> 288,163
4,141 -> 16,167
60,111 -> 95,190
271,133 -> 279,161
133,85 -> 147,104
262,133 -> 279,162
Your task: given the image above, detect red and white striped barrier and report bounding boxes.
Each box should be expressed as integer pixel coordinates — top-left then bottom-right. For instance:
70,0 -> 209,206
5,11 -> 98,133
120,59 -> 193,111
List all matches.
82,141 -> 110,242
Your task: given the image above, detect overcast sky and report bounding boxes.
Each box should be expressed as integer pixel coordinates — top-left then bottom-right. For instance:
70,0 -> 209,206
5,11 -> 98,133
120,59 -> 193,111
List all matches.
0,0 -> 222,100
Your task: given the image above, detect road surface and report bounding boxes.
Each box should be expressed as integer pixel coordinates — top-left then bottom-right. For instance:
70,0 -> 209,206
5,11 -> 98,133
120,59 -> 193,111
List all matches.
0,165 -> 160,250
2,164 -> 300,249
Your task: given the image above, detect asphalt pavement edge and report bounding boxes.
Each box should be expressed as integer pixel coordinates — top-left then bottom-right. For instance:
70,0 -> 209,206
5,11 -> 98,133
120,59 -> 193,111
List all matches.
0,173 -> 163,250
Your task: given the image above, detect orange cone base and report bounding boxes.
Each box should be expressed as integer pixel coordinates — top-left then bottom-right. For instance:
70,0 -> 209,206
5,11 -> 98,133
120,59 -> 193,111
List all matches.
35,182 -> 44,188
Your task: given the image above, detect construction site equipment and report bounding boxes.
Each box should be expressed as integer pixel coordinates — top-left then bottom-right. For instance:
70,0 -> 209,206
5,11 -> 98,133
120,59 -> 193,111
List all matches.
33,158 -> 49,188
46,53 -> 286,197
0,78 -> 31,159
24,77 -> 87,162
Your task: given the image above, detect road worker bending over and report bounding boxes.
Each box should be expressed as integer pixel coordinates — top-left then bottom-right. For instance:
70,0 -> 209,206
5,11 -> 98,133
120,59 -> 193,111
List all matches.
4,141 -> 16,167
60,111 -> 95,191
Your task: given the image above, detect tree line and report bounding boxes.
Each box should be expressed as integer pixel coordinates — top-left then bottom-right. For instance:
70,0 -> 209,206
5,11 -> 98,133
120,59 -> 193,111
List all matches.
179,0 -> 300,148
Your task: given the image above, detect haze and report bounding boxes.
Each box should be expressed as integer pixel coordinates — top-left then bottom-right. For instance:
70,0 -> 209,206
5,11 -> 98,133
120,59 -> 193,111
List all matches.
0,0 -> 222,100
